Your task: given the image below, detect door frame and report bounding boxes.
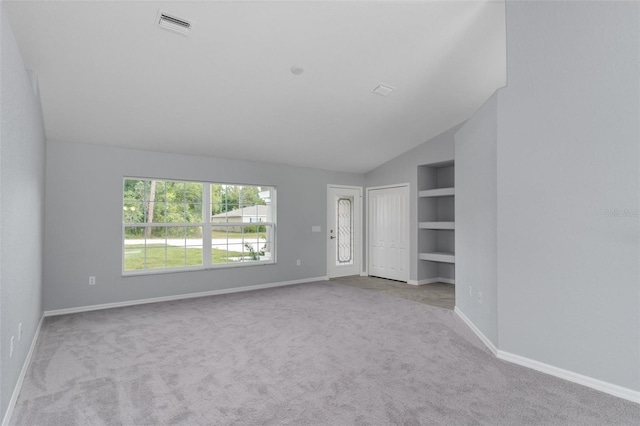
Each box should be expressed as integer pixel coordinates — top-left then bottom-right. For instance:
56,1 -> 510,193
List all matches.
365,183 -> 410,281
327,185 -> 363,278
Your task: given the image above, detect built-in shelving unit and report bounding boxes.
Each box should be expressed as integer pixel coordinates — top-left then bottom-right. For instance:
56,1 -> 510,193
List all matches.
419,252 -> 455,263
418,187 -> 455,198
417,161 -> 455,284
418,221 -> 454,230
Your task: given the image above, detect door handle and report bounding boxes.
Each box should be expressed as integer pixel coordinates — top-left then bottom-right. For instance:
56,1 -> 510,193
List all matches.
330,236 -> 336,239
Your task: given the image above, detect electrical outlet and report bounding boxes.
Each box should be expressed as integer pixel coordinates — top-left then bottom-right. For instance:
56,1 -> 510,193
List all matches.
469,286 -> 472,297
296,259 -> 301,266
18,322 -> 22,341
10,336 -> 14,358
478,292 -> 483,304
89,276 -> 96,285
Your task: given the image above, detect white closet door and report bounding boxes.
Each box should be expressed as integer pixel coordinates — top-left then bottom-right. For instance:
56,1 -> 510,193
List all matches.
368,185 -> 409,282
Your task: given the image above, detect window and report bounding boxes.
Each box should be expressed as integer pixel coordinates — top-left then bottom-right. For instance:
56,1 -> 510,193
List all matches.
123,178 -> 275,274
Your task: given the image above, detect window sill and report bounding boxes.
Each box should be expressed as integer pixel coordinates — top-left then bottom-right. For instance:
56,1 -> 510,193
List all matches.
122,260 -> 276,277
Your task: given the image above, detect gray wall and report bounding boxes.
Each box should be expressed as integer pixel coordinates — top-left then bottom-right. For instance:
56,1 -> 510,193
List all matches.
0,4 -> 46,420
497,1 -> 639,390
368,0 -> 639,393
454,93 -> 498,346
365,125 -> 459,282
44,140 -> 363,311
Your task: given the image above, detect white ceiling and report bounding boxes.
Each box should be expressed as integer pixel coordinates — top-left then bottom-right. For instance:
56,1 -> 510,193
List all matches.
5,0 -> 506,173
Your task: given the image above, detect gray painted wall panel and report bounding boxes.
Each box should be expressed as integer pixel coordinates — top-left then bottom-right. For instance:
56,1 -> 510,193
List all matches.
454,93 -> 498,346
0,5 -> 46,419
43,141 -> 363,311
497,1 -> 639,390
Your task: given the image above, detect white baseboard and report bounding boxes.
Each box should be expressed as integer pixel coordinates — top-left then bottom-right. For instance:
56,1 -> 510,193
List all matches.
360,272 -> 368,277
44,276 -> 329,317
497,350 -> 640,404
454,307 -> 639,404
2,315 -> 44,426
454,306 -> 498,355
407,277 -> 455,286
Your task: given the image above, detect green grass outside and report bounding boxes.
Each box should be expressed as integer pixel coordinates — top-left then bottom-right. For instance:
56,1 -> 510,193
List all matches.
124,245 -> 246,271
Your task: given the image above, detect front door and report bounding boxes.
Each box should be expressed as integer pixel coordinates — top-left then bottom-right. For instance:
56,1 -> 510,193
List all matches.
327,186 -> 362,278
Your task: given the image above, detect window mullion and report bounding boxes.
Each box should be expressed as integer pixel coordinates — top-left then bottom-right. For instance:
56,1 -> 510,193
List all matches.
124,178 -> 274,274
203,183 -> 212,266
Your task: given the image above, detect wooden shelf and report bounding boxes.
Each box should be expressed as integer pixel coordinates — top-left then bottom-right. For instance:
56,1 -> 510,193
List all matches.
418,187 -> 454,198
419,252 -> 455,263
419,221 -> 454,230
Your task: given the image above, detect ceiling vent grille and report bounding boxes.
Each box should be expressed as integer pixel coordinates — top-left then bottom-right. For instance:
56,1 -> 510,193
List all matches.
156,10 -> 192,36
372,84 -> 394,97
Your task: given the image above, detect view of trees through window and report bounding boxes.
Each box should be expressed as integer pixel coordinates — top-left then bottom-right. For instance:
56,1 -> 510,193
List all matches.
123,180 -> 203,238
123,178 -> 274,272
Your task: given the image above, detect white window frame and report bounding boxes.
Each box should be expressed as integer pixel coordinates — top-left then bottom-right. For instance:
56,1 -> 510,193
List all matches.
123,178 -> 277,276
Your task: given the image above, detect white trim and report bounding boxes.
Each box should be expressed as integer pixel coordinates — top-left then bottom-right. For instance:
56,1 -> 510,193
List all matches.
122,179 -> 277,275
455,306 -> 640,404
407,277 -> 455,285
359,272 -> 368,277
326,184 -> 363,190
122,257 -> 276,277
202,180 -> 212,265
366,183 -> 411,191
496,350 -> 640,404
454,306 -> 498,355
44,276 -> 328,317
2,315 -> 44,426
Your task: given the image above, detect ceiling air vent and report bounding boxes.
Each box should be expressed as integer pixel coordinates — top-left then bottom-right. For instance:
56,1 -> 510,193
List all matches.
156,10 -> 192,36
372,84 -> 394,97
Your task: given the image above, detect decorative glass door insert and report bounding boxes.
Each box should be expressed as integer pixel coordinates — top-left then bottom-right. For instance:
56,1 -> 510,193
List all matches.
337,197 -> 354,265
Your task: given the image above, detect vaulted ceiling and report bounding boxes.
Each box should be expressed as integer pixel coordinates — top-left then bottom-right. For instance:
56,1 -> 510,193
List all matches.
5,0 -> 506,173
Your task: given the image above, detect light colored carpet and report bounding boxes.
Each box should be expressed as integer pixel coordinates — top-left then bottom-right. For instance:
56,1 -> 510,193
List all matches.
10,282 -> 639,425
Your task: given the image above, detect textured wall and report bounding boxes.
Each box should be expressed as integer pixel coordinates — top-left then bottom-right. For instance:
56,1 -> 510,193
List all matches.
497,1 -> 640,391
43,140 -> 363,311
0,4 -> 46,420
